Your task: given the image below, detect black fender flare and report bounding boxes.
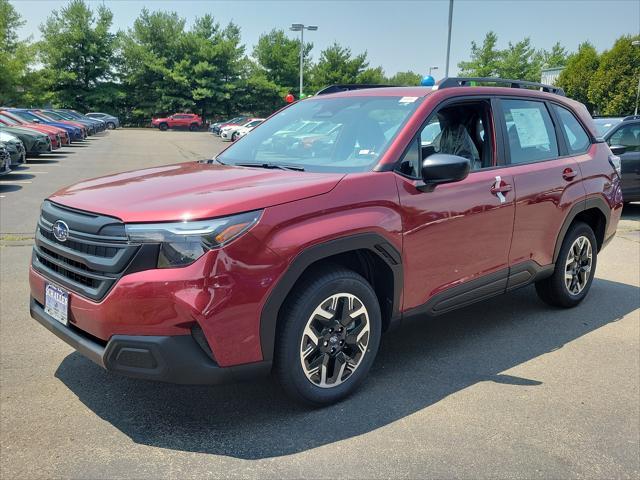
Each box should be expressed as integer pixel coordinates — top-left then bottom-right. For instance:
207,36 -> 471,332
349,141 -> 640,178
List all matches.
259,233 -> 403,362
553,197 -> 610,262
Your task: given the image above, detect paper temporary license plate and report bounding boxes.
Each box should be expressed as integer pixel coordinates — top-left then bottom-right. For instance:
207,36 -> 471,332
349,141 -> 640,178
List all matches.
44,283 -> 69,326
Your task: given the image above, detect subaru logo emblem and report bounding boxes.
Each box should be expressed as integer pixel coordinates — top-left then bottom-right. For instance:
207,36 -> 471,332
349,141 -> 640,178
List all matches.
52,220 -> 69,242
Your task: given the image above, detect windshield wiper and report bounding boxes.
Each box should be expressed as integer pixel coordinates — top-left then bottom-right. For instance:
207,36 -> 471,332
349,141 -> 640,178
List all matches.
235,162 -> 305,172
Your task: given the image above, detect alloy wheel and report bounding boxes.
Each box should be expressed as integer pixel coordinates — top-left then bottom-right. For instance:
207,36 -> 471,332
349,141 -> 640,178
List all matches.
299,293 -> 370,388
564,235 -> 593,295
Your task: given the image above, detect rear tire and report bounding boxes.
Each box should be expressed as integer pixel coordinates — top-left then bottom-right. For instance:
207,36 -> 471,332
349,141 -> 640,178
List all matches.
159,123 -> 168,131
274,266 -> 381,406
535,221 -> 597,308
107,122 -> 115,130
189,123 -> 198,132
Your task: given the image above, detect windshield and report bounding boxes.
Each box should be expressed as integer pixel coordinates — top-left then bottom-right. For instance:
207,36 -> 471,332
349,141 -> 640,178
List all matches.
0,114 -> 21,126
593,118 -> 623,136
43,111 -> 66,120
10,111 -> 43,122
218,96 -> 422,173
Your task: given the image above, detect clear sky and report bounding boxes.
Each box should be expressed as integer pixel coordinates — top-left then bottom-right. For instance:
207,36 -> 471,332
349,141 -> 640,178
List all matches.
9,0 -> 640,77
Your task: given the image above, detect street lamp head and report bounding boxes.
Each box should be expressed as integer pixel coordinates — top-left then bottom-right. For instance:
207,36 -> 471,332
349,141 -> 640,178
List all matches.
307,25 -> 319,31
290,23 -> 304,31
431,66 -> 439,70
632,40 -> 640,46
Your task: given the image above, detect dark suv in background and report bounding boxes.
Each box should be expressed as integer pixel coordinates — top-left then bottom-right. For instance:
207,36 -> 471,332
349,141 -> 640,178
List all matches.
30,78 -> 622,406
594,115 -> 640,203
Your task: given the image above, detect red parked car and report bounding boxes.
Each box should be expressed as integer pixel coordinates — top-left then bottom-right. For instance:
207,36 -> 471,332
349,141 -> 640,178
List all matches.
29,78 -> 622,406
151,113 -> 203,131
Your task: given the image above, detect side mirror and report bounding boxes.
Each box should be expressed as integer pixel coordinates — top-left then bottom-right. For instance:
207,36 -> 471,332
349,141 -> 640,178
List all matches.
419,153 -> 471,192
610,145 -> 626,155
32,119 -> 40,124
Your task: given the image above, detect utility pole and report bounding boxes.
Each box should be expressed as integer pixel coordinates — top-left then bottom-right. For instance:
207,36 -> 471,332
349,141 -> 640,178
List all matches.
290,24 -> 318,98
445,0 -> 454,77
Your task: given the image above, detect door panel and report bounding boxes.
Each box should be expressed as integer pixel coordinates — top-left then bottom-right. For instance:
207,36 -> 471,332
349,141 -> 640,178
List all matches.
508,156 -> 585,266
396,168 -> 515,311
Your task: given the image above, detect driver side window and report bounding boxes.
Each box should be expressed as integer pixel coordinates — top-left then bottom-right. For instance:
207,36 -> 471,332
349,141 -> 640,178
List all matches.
396,100 -> 495,179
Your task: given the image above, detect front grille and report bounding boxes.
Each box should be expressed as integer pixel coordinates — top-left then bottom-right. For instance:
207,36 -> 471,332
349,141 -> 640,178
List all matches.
32,201 -> 141,301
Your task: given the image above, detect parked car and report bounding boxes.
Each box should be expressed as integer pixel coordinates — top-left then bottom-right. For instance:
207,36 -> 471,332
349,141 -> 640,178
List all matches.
151,113 -> 203,131
232,119 -> 265,141
39,109 -> 97,135
0,123 -> 51,156
0,110 -> 66,148
0,130 -> 26,166
594,115 -> 640,203
0,143 -> 11,176
86,112 -> 119,129
29,78 -> 622,406
210,116 -> 248,136
7,109 -> 84,142
58,109 -> 107,132
220,118 -> 264,142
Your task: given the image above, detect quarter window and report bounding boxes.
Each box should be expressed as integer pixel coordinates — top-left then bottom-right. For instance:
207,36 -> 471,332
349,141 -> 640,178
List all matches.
501,99 -> 558,164
553,104 -> 590,154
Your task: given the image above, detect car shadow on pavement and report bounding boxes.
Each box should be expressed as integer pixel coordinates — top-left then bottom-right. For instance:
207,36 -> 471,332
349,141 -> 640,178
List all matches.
55,279 -> 639,459
621,202 -> 640,221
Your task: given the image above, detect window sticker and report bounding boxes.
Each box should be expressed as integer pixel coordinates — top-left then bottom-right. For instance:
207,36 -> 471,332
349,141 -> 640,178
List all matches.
510,107 -> 549,148
399,96 -> 418,104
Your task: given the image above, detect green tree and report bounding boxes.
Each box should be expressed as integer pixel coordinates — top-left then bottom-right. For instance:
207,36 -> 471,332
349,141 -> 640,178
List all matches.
556,42 -> 599,112
310,43 -> 369,90
38,0 -> 117,110
387,70 -> 422,86
357,66 -> 386,84
0,0 -> 34,104
588,35 -> 640,116
542,42 -> 568,68
458,31 -> 501,77
253,29 -> 312,95
120,9 -> 193,121
497,38 -> 542,82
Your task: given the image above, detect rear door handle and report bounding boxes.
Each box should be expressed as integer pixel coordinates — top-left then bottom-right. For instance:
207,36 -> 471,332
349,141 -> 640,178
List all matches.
562,168 -> 577,181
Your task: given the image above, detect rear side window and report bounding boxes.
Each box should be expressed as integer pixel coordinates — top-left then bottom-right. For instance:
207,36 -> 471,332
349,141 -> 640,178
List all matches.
501,99 -> 558,164
553,104 -> 590,154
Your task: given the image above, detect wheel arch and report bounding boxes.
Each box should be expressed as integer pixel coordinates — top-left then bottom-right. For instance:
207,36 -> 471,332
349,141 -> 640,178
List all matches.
259,233 -> 403,362
553,197 -> 610,262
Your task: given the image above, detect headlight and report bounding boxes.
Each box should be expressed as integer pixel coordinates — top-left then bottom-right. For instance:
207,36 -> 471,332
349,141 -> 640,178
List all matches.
125,210 -> 262,268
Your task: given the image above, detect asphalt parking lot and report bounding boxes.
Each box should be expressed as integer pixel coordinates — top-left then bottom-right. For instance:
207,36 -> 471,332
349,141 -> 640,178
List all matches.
0,130 -> 638,479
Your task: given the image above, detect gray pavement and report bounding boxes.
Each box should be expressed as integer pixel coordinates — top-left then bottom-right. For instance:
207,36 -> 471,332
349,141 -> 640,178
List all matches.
1,130 -> 638,479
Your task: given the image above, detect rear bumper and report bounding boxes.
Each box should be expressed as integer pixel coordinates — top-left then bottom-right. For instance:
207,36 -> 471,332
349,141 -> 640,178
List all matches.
30,297 -> 270,384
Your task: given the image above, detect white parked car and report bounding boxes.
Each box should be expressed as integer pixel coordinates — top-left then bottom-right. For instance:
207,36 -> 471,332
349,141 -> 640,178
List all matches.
220,118 -> 264,142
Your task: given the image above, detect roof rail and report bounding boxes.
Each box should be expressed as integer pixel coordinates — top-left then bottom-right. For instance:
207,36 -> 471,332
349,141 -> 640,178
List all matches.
436,77 -> 565,96
315,84 -> 395,96
622,115 -> 640,121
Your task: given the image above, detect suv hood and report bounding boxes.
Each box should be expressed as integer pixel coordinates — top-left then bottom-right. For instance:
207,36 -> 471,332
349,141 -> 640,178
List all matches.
49,162 -> 345,223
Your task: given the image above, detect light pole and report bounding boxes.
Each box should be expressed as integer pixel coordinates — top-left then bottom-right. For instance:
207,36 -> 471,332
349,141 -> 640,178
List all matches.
632,40 -> 640,115
445,0 -> 454,77
429,66 -> 439,76
290,23 -> 318,98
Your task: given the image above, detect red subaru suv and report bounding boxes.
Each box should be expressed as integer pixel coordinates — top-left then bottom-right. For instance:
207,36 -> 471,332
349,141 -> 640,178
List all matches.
30,78 -> 623,406
151,113 -> 203,131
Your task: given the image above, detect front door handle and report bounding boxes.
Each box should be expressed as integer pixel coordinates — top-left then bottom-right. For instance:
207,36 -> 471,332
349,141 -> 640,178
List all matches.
490,176 -> 512,203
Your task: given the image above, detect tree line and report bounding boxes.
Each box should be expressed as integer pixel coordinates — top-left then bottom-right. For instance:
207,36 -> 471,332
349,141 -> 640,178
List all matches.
458,31 -> 640,117
1,0 -> 638,124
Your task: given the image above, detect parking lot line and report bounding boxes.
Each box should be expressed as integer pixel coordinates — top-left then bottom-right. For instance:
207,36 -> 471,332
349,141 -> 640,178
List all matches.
19,171 -> 48,174
0,180 -> 32,184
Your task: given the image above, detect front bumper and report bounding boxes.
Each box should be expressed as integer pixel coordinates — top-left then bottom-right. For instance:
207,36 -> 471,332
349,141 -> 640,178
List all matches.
30,297 -> 270,384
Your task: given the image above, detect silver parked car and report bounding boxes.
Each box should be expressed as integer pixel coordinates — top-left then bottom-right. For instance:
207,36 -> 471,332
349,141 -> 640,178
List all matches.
0,130 -> 26,166
86,112 -> 120,129
0,143 -> 12,176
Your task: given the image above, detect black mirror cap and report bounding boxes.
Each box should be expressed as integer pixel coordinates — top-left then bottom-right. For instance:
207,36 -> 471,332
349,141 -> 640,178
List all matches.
610,144 -> 626,155
419,153 -> 471,191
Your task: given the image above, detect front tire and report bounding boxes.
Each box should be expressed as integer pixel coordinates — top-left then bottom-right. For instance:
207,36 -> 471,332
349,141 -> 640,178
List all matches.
189,123 -> 198,132
159,123 -> 168,131
106,122 -> 115,130
536,221 -> 597,308
275,267 -> 382,406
